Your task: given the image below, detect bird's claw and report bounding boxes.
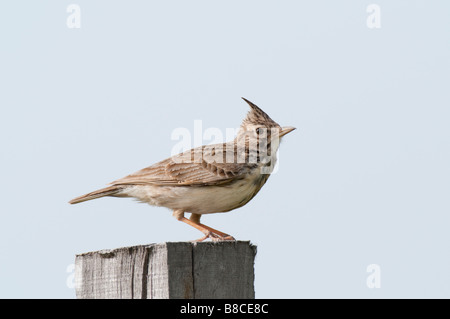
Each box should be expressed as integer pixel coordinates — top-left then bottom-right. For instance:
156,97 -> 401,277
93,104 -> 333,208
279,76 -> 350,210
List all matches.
193,231 -> 236,242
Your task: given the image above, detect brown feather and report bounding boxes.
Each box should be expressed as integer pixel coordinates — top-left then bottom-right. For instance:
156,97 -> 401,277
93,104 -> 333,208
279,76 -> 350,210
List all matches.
69,185 -> 122,204
109,141 -> 259,187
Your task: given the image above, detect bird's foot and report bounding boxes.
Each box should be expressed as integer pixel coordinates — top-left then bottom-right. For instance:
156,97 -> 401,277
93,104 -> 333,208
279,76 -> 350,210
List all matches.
193,231 -> 236,242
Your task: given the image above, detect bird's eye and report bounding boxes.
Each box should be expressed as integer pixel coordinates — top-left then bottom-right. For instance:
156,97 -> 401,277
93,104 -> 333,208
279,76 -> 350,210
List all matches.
255,128 -> 262,134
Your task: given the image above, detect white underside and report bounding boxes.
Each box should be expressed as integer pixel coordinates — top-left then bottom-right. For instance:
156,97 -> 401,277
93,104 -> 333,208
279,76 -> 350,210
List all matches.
120,167 -> 268,215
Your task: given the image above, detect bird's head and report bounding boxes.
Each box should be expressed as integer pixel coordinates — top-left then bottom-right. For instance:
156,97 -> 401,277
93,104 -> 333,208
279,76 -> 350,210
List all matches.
237,97 -> 296,142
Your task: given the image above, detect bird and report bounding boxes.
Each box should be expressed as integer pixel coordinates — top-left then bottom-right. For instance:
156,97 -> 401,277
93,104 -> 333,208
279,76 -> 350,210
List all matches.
69,98 -> 296,241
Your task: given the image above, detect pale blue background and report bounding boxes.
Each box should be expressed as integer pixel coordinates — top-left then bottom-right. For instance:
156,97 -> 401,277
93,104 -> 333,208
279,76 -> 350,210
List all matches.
1,0 -> 449,298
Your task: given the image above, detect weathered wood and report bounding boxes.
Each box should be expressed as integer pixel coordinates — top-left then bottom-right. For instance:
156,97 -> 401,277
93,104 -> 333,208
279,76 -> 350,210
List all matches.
75,241 -> 256,299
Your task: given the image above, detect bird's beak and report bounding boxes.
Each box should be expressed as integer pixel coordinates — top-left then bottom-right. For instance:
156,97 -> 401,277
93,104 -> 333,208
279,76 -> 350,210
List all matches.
279,126 -> 296,137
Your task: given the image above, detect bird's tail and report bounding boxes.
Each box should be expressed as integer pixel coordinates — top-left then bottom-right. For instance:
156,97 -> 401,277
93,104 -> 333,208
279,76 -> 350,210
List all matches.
69,185 -> 122,204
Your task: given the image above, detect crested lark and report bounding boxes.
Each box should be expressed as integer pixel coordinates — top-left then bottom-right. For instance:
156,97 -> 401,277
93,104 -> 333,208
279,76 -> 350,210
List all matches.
69,98 -> 295,241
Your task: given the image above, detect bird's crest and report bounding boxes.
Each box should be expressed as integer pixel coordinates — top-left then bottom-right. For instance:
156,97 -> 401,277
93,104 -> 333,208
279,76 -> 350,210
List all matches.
240,98 -> 279,127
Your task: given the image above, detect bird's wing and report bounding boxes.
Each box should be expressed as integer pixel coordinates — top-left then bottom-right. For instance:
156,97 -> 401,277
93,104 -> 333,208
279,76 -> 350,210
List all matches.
110,144 -> 256,187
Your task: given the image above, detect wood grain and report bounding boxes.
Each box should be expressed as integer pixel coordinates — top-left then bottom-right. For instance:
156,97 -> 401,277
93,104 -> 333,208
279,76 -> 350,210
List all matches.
75,241 -> 256,299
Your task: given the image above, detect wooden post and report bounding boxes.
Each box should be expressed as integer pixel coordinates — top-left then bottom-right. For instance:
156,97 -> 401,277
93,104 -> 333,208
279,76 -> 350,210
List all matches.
74,241 -> 257,299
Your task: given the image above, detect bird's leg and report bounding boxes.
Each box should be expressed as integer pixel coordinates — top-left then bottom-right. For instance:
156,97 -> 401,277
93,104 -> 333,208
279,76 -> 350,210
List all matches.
180,217 -> 222,242
190,213 -> 235,241
172,210 -> 234,241
187,213 -> 211,241
173,210 -> 214,241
